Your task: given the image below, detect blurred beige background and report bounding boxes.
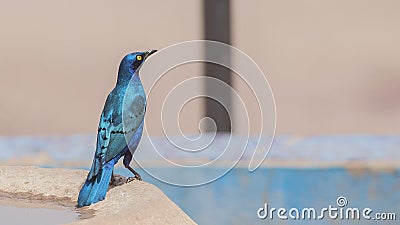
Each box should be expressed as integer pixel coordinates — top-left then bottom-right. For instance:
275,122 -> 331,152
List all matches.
0,0 -> 399,135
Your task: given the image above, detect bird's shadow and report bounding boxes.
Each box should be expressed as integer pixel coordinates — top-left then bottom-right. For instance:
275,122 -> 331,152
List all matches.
108,174 -> 139,190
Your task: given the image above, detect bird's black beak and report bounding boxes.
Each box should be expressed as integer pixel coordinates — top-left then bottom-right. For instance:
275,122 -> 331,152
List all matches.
145,50 -> 157,59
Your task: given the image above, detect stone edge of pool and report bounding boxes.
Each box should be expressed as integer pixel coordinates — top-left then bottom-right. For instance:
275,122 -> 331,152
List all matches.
0,166 -> 197,225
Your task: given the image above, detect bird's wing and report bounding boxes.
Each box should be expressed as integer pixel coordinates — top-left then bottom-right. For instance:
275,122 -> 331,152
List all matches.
105,94 -> 146,162
88,92 -> 145,180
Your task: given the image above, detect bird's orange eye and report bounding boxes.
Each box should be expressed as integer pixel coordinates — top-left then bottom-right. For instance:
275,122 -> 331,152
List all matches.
136,55 -> 142,60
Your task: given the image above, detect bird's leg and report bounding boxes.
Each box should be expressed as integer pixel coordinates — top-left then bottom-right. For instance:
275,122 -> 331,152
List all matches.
125,166 -> 142,182
123,151 -> 142,182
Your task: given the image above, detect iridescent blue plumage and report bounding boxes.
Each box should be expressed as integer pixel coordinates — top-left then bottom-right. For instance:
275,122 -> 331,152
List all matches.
77,50 -> 156,207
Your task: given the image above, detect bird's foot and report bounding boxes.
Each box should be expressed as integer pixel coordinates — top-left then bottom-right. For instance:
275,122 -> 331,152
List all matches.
126,175 -> 142,183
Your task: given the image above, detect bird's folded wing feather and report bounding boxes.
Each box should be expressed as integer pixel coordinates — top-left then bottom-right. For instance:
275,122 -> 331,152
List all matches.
88,93 -> 145,180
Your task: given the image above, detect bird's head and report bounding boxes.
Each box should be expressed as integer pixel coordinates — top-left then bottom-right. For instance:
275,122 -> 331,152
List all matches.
117,50 -> 157,83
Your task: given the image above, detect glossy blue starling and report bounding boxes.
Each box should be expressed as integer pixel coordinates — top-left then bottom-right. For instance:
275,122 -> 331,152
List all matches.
77,50 -> 157,207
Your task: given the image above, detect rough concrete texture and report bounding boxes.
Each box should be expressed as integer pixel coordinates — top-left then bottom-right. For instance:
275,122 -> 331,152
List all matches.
0,166 -> 197,225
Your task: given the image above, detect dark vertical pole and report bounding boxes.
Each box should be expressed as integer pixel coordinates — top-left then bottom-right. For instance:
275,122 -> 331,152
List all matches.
203,0 -> 232,132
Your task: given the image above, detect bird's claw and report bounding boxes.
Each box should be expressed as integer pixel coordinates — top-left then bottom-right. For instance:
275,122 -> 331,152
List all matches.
126,175 -> 142,183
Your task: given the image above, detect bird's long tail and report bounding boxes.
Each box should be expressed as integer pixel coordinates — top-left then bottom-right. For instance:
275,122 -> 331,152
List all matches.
77,163 -> 114,207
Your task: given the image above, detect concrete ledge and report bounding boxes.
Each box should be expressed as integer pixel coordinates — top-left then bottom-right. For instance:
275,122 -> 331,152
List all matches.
0,166 -> 197,225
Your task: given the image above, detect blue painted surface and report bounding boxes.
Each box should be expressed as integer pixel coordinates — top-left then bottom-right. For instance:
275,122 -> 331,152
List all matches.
112,167 -> 400,225
2,135 -> 400,164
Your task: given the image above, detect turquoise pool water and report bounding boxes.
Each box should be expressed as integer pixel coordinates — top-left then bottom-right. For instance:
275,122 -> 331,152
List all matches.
112,167 -> 400,225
